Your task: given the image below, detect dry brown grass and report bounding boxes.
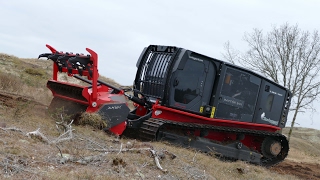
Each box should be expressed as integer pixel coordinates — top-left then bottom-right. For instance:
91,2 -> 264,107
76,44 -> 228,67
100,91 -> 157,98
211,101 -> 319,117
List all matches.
0,53 -> 314,179
0,53 -> 52,105
76,112 -> 107,130
0,72 -> 23,92
0,102 -> 300,180
282,127 -> 320,164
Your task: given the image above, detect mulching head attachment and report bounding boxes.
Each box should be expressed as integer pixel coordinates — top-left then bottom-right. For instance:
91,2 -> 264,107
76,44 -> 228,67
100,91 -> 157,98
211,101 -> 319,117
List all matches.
39,44 -> 129,135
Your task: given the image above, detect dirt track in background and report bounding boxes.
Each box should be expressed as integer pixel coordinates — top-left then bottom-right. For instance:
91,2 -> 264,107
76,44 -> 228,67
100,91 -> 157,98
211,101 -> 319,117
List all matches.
0,91 -> 45,107
270,160 -> 320,180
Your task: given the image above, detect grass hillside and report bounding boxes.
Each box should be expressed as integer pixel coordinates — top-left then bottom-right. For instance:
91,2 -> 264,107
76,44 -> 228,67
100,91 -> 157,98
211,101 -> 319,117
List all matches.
0,53 -> 319,179
282,127 -> 320,162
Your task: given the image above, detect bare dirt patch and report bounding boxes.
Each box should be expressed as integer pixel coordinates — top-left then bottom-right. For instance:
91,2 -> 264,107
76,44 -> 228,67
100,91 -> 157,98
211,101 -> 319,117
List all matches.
270,160 -> 320,180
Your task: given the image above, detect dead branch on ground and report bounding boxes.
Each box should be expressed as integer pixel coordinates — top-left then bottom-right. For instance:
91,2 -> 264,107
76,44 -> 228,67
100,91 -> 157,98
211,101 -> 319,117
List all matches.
26,128 -> 49,143
0,156 -> 37,177
87,142 -> 176,173
0,127 -> 23,133
26,120 -> 74,144
21,113 -> 175,173
58,153 -> 108,165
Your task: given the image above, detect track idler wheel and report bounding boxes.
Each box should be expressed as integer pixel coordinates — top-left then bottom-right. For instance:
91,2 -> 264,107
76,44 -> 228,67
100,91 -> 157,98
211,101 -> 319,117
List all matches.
261,137 -> 282,158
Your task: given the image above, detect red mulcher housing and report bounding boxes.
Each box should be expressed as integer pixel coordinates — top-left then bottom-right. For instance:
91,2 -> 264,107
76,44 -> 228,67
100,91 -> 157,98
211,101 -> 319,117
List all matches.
39,44 -> 291,167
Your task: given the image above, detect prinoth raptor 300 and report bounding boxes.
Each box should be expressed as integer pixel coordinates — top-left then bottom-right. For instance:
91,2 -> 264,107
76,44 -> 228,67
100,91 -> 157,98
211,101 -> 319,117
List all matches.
39,44 -> 291,167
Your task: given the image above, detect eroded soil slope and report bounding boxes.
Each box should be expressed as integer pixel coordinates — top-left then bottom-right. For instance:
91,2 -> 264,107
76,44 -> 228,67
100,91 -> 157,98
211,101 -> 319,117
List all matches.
0,91 -> 320,179
271,160 -> 320,180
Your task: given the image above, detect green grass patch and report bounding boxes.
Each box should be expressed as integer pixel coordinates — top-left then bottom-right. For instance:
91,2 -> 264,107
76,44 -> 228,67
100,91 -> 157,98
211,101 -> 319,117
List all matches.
25,68 -> 46,77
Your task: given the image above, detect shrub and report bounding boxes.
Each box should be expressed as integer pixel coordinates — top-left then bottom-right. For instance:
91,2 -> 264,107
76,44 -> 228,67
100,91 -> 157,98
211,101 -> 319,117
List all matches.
25,68 -> 46,77
0,71 -> 23,92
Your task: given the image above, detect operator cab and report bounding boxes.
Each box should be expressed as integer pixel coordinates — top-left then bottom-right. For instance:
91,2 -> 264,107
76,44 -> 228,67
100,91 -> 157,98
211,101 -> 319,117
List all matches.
134,45 -> 291,128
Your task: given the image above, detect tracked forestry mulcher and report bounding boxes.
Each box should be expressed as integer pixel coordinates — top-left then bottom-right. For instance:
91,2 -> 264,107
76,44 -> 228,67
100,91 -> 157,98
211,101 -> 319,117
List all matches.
39,44 -> 291,167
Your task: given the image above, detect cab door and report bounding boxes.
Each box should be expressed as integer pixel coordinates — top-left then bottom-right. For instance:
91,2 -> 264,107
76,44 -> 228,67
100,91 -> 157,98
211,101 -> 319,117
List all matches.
169,55 -> 215,113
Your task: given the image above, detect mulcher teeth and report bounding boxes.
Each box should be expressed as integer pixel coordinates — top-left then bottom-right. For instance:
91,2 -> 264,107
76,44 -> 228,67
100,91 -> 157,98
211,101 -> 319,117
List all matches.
68,55 -> 93,77
39,47 -> 94,78
38,53 -> 53,59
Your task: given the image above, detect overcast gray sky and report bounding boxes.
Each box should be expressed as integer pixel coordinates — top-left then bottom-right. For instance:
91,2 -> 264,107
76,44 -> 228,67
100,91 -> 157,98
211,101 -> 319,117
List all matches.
0,0 -> 319,129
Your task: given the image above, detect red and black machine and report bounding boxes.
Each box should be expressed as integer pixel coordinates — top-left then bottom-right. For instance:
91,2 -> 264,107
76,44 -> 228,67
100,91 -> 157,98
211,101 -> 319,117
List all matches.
39,44 -> 291,167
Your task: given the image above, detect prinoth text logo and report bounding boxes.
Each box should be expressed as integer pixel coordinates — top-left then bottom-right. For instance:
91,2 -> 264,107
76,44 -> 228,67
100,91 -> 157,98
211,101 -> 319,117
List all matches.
190,56 -> 203,62
261,112 -> 278,125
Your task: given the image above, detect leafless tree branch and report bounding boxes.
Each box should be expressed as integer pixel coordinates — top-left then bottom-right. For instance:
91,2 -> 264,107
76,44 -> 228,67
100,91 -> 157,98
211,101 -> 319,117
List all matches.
222,23 -> 320,140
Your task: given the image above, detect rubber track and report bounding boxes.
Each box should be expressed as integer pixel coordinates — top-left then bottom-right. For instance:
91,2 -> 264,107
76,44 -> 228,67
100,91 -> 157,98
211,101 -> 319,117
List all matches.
139,118 -> 289,167
139,118 -> 164,140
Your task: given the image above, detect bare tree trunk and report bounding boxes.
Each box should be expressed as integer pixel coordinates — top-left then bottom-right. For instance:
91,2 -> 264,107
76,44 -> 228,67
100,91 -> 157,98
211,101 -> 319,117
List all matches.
288,108 -> 299,142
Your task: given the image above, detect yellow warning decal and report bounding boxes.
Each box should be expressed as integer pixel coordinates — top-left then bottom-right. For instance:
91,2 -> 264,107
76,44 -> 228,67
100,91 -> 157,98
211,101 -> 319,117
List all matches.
200,106 -> 204,113
210,107 -> 216,118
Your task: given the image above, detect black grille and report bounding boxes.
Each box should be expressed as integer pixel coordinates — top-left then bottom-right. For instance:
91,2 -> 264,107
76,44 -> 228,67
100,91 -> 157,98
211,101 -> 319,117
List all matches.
135,46 -> 177,99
